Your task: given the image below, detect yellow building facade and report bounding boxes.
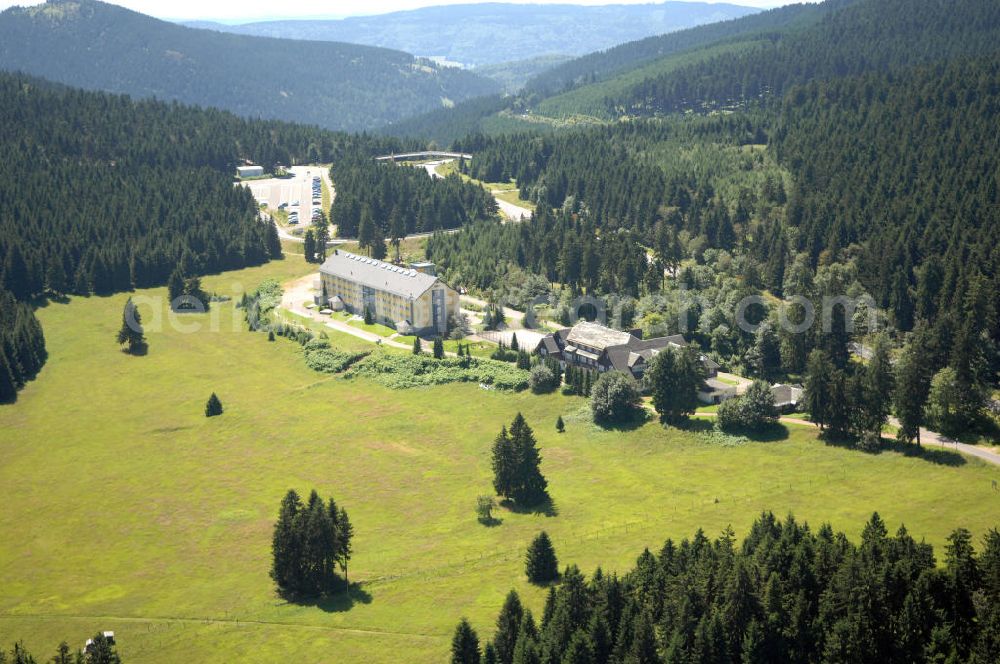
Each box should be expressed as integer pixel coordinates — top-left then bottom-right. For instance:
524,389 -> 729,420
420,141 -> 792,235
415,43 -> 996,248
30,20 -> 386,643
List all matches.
319,251 -> 459,336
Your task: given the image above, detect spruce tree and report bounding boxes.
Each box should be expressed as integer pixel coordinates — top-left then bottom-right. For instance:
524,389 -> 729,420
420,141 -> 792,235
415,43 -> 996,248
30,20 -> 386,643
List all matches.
894,333 -> 931,445
648,345 -> 703,424
73,261 -> 91,296
509,413 -> 548,506
510,333 -> 519,352
337,507 -> 354,586
0,348 -> 17,402
433,337 -> 445,359
83,632 -> 122,664
511,633 -> 541,664
561,631 -> 594,664
556,415 -> 565,433
859,333 -> 893,438
491,426 -> 516,500
116,297 -> 146,354
303,229 -> 316,263
269,489 -> 297,580
804,350 -> 835,431
525,532 -> 559,584
51,641 -> 73,664
451,619 -> 482,664
205,392 -> 223,417
45,258 -> 68,295
167,267 -> 185,309
494,590 -> 524,664
413,337 -> 422,354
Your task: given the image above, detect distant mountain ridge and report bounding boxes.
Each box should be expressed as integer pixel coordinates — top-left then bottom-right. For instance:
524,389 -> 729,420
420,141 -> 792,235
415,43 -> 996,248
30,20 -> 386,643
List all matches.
0,0 -> 499,132
183,1 -> 760,68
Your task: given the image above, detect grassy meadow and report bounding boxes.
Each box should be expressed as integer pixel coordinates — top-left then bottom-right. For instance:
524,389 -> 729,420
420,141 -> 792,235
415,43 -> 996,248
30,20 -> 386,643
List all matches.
1,254 -> 998,662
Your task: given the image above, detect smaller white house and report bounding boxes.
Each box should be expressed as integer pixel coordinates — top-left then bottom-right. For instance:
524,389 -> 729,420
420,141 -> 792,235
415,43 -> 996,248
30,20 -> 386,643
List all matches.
771,384 -> 804,412
237,165 -> 264,178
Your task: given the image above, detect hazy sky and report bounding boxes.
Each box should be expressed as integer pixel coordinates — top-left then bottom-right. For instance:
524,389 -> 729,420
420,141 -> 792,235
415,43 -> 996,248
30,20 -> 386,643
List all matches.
0,0 -> 808,22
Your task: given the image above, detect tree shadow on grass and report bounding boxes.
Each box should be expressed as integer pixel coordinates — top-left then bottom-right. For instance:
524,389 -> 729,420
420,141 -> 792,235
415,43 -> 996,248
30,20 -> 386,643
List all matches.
594,407 -> 650,432
279,581 -> 373,613
677,418 -> 789,442
501,496 -> 559,518
821,434 -> 966,467
478,516 -> 504,527
738,423 -> 790,442
676,418 -> 715,434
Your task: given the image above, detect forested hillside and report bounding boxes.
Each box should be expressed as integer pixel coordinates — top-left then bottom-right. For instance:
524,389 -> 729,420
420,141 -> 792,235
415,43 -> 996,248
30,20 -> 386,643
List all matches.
0,0 -> 498,132
773,58 -> 1000,334
609,0 -> 1000,115
524,0 -> 830,97
185,2 -> 758,68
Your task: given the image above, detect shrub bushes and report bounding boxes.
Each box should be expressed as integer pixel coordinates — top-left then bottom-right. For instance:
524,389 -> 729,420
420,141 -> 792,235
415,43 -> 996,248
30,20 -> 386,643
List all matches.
590,371 -> 641,424
529,364 -> 558,394
716,380 -> 778,433
303,341 -> 369,373
345,350 -> 530,390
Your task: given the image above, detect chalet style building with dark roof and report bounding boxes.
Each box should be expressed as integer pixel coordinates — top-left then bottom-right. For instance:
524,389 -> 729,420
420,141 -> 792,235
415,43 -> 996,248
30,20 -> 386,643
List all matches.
534,321 -> 735,403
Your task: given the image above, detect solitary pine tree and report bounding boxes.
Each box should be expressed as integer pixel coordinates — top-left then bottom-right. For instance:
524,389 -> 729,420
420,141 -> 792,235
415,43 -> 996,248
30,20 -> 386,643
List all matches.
303,229 -> 316,263
413,336 -> 422,354
556,415 -> 565,433
509,413 -> 548,506
451,618 -> 482,664
510,333 -> 519,352
525,532 -> 559,584
116,297 -> 146,354
205,392 -> 223,417
433,337 -> 445,359
363,306 -> 374,325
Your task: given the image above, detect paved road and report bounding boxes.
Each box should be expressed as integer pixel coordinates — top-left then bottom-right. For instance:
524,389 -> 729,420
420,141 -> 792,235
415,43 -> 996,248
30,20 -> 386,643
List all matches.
694,412 -> 1000,467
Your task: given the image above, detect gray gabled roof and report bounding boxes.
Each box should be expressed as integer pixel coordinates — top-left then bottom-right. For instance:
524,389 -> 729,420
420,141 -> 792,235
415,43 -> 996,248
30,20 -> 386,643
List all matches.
320,250 -> 440,300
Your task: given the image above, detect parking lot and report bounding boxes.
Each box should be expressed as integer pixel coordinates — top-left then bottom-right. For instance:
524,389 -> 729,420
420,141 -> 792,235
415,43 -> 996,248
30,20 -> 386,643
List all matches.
242,165 -> 331,229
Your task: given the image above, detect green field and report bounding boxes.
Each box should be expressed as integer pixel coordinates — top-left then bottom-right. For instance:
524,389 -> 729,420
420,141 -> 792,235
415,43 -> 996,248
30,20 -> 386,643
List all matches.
1,255 -> 998,662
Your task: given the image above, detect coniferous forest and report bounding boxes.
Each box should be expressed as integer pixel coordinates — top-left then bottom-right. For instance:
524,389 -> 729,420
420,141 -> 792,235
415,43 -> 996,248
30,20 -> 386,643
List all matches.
330,155 -> 499,242
453,514 -> 1000,664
